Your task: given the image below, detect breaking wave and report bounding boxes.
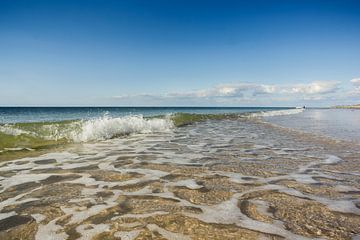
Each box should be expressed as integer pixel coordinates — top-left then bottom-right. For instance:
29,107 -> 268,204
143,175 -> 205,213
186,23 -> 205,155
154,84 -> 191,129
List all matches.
71,115 -> 173,142
0,109 -> 304,152
0,115 -> 173,149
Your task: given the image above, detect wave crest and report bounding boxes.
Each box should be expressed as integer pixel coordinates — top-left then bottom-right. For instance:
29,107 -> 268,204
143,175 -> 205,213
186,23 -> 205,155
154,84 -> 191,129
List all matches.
249,108 -> 304,117
0,115 -> 173,152
71,115 -> 173,142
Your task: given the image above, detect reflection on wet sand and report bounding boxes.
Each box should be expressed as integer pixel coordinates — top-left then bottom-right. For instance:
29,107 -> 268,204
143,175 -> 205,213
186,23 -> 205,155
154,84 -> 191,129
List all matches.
0,119 -> 359,239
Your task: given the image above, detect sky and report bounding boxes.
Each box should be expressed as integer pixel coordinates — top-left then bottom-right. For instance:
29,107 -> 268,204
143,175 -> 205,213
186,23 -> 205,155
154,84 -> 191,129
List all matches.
0,0 -> 360,107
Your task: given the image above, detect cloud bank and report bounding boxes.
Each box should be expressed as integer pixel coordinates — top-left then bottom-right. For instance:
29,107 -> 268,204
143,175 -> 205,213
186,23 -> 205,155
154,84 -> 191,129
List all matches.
112,79 -> 358,106
349,78 -> 360,96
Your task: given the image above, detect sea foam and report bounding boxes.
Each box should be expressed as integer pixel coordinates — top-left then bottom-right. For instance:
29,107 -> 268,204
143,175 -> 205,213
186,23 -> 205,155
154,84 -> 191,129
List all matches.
0,115 -> 173,147
70,115 -> 173,142
250,108 -> 304,118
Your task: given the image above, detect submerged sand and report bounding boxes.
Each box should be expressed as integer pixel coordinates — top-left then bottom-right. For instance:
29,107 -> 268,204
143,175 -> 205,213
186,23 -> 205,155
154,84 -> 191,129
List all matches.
0,118 -> 359,239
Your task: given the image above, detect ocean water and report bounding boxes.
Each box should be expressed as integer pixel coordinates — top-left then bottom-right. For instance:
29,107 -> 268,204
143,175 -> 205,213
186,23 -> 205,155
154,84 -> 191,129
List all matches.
0,107 -> 298,152
0,107 -> 359,239
264,108 -> 360,142
0,107 -> 291,123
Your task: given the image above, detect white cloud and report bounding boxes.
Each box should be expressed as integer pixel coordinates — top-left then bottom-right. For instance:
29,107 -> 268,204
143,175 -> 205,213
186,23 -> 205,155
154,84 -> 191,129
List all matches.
214,86 -> 230,95
259,85 -> 277,94
348,78 -> 360,96
178,81 -> 338,99
350,78 -> 360,85
111,80 -> 345,106
290,81 -> 340,95
199,83 -> 278,98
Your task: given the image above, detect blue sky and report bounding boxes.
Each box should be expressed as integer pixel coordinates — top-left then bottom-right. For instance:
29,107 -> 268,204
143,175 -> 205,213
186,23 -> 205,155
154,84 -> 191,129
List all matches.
0,0 -> 360,106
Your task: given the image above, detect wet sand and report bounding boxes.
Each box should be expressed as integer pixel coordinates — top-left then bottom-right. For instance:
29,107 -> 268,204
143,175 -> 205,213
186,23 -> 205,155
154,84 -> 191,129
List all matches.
0,118 -> 359,239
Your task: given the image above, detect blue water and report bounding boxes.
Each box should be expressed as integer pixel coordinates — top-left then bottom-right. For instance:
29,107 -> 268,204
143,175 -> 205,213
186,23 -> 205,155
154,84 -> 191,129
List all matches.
0,107 -> 291,123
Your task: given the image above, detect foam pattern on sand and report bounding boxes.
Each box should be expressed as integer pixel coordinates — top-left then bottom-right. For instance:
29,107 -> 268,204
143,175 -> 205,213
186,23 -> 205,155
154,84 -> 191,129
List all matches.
0,117 -> 359,240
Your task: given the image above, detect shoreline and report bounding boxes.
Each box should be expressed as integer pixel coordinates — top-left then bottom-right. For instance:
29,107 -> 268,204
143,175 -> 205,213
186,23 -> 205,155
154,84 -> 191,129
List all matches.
0,113 -> 359,239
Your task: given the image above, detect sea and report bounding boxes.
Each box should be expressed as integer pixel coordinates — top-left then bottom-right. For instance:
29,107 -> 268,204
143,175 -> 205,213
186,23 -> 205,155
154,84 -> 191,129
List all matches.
0,107 -> 359,239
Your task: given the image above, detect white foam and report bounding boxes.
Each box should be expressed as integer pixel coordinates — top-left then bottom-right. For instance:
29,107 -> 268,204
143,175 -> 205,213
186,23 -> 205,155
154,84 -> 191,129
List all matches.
36,219 -> 68,240
61,203 -> 114,225
3,147 -> 34,152
31,213 -> 46,223
114,230 -> 141,240
298,155 -> 342,174
186,193 -> 314,240
250,108 -> 304,118
0,115 -> 173,144
323,155 -> 342,165
0,125 -> 32,136
71,115 -> 173,142
0,211 -> 16,220
0,174 -> 51,192
172,179 -> 203,189
112,211 -> 169,220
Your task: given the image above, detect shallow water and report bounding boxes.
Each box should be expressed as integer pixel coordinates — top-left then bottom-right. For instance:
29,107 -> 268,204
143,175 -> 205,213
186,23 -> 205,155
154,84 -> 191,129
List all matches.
265,108 -> 360,142
0,110 -> 359,239
0,108 -> 303,159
